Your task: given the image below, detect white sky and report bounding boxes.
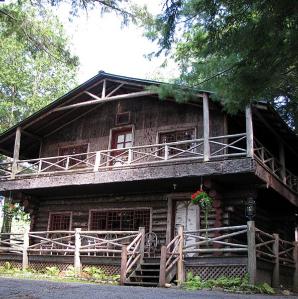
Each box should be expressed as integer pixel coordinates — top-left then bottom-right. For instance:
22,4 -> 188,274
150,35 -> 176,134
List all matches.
55,1 -> 179,83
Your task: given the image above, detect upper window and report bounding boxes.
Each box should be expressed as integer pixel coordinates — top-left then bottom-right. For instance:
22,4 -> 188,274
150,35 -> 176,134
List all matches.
159,129 -> 195,144
111,129 -> 132,150
48,212 -> 71,231
159,129 -> 195,156
89,209 -> 150,232
58,144 -> 88,167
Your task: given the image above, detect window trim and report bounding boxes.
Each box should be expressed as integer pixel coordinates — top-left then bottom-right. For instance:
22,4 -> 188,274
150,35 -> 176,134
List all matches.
47,211 -> 73,231
88,207 -> 152,232
58,143 -> 89,157
108,125 -> 135,151
156,127 -> 197,145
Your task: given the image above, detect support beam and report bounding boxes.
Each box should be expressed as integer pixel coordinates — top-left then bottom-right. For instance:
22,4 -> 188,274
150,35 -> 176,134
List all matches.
54,90 -> 157,112
245,105 -> 254,158
203,93 -> 210,162
101,79 -> 106,98
11,127 -> 21,179
279,143 -> 286,183
21,130 -> 42,141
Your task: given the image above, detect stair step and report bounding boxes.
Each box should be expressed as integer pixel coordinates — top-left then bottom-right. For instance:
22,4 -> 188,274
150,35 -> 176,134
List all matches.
136,269 -> 160,274
131,275 -> 159,279
124,281 -> 159,287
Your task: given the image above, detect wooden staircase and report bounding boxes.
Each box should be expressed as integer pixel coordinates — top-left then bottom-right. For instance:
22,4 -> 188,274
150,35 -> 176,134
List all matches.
124,257 -> 160,287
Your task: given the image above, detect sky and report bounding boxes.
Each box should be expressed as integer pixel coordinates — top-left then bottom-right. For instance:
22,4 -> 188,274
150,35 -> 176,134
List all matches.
55,1 -> 179,84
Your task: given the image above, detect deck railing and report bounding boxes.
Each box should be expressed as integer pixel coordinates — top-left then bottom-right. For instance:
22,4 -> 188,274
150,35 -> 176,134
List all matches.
0,229 -> 142,273
163,222 -> 298,288
0,133 -> 297,193
0,133 -> 247,179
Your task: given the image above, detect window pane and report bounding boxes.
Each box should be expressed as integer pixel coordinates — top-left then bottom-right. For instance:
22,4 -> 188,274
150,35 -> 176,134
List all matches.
125,141 -> 132,148
50,213 -> 71,230
117,143 -> 124,149
117,135 -> 124,143
125,133 -> 132,142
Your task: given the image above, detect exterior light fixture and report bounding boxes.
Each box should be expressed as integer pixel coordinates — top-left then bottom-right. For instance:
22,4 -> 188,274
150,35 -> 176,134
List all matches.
245,197 -> 256,221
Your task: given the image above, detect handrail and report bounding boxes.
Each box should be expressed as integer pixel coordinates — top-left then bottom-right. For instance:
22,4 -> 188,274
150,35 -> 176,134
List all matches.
120,228 -> 145,285
0,133 -> 248,179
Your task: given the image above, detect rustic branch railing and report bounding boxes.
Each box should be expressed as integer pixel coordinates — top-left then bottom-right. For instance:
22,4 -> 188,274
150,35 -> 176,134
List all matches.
159,226 -> 184,287
183,225 -> 248,256
0,229 -> 141,274
120,227 -> 145,285
254,139 -> 298,193
0,233 -> 24,254
0,133 -> 247,179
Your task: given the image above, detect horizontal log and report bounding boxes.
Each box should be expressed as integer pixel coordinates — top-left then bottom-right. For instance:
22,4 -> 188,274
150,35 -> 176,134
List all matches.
184,248 -> 247,253
184,225 -> 247,234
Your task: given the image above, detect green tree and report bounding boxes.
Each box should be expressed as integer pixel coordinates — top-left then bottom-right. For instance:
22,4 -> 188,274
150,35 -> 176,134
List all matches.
0,2 -> 79,131
143,0 -> 298,130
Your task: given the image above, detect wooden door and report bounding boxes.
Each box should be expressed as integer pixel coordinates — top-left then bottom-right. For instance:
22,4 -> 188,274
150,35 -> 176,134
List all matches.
110,128 -> 133,165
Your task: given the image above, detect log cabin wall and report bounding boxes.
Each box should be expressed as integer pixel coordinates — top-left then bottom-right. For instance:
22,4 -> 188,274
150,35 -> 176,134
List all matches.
40,97 -> 225,157
31,193 -> 168,246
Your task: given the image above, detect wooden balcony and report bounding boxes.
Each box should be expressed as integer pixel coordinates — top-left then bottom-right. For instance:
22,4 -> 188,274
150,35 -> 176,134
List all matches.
0,133 -> 297,196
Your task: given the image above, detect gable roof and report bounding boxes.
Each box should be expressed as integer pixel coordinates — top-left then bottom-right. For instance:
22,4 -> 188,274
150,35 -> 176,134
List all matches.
0,71 -> 297,159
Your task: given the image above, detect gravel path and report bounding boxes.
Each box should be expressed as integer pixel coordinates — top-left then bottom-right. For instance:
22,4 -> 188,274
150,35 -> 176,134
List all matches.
0,278 -> 296,299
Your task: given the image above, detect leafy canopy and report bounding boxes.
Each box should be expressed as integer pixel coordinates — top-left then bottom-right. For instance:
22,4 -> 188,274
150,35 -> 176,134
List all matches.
0,1 -> 79,132
143,0 -> 298,129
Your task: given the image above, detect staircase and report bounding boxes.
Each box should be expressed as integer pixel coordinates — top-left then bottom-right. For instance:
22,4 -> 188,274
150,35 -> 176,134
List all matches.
124,257 -> 160,287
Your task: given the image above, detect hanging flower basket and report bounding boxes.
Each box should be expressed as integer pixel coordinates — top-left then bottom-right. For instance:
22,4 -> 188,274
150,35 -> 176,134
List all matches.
191,189 -> 213,239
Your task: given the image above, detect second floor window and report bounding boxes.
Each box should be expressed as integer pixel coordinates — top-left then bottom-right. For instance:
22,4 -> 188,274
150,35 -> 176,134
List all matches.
58,144 -> 88,167
159,129 -> 195,156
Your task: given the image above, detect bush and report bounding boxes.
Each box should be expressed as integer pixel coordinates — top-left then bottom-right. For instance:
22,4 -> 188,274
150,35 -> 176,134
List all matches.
183,273 -> 275,294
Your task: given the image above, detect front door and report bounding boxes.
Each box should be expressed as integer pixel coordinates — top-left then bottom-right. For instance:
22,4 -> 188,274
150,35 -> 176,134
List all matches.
110,128 -> 133,165
174,200 -> 200,255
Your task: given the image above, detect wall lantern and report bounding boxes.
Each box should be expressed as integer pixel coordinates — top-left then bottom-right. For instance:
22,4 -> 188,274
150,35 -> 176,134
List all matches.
245,197 -> 256,221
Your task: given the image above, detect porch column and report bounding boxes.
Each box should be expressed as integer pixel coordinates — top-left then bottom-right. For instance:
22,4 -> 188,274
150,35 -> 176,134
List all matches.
247,220 -> 257,284
177,225 -> 185,285
203,93 -> 210,162
11,127 -> 21,179
245,105 -> 254,158
293,242 -> 298,293
74,228 -> 81,275
279,143 -> 286,183
272,233 -> 280,288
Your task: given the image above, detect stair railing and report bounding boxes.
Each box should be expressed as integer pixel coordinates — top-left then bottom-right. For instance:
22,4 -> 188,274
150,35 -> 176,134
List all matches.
120,227 -> 145,285
159,225 -> 184,287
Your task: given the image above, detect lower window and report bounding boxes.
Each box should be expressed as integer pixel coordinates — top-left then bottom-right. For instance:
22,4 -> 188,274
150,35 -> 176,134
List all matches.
48,212 -> 72,231
89,209 -> 150,232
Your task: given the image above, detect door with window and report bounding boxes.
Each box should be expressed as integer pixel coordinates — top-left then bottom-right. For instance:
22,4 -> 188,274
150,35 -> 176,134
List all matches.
110,128 -> 133,165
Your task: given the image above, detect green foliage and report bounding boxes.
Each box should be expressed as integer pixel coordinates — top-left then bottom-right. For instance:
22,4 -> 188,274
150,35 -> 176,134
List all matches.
45,266 -> 60,276
142,0 -> 298,130
83,266 -> 119,282
0,1 -> 79,132
2,203 -> 29,222
184,272 -> 275,294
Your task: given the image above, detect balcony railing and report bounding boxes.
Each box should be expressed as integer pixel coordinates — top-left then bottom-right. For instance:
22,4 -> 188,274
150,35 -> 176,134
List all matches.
0,133 -> 247,178
0,133 -> 297,193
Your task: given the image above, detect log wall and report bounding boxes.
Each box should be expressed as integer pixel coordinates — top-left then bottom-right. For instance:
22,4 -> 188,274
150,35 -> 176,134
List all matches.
32,193 -> 168,246
41,97 -> 224,157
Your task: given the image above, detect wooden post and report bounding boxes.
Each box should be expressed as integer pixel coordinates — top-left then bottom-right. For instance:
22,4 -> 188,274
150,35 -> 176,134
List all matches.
120,246 -> 128,285
94,151 -> 101,171
22,230 -> 29,271
139,227 -> 145,263
159,245 -> 167,287
128,149 -> 133,164
247,221 -> 257,285
203,93 -> 210,162
177,225 -> 185,285
245,105 -> 254,158
11,127 -> 21,179
74,228 -> 81,275
293,242 -> 298,293
164,145 -> 169,160
101,79 -> 106,98
279,143 -> 286,183
272,233 -> 280,288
